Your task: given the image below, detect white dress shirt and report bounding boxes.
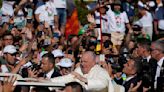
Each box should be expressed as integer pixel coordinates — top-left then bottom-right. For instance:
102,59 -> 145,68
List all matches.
146,55 -> 151,62
123,75 -> 135,85
46,69 -> 55,79
154,57 -> 164,89
138,11 -> 153,27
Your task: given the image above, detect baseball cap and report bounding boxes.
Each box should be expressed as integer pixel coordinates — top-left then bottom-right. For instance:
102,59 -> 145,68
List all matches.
113,0 -> 121,5
51,49 -> 64,58
138,1 -> 147,10
39,51 -> 48,61
3,45 -> 17,54
56,58 -> 73,68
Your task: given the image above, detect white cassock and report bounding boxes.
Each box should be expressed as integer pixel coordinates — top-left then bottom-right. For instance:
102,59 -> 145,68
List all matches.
49,65 -> 114,92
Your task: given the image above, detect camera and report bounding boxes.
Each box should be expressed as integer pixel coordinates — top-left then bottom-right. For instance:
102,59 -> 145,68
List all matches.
105,54 -> 123,74
89,40 -> 97,47
30,63 -> 41,71
132,25 -> 142,32
111,63 -> 122,73
104,40 -> 113,48
53,32 -> 60,38
37,31 -> 43,37
68,49 -> 73,54
27,19 -> 33,23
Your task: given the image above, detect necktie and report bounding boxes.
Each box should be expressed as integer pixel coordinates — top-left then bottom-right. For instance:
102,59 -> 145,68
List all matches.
143,58 -> 147,62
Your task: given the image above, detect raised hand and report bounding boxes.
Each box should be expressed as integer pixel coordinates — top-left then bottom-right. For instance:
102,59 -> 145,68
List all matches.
87,14 -> 95,23
71,72 -> 87,84
128,81 -> 142,92
19,0 -> 28,6
28,68 -> 39,78
3,76 -> 17,92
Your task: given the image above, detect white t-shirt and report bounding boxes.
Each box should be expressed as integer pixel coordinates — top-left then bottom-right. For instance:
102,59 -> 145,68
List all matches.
0,65 -> 9,81
108,11 -> 129,33
95,11 -> 110,33
1,65 -> 9,73
53,0 -> 66,8
106,9 -> 117,33
158,20 -> 164,30
1,1 -> 15,16
14,10 -> 26,29
35,1 -> 57,25
138,11 -> 153,27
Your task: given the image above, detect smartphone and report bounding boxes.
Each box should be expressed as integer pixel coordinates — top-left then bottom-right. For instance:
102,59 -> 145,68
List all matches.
27,8 -> 33,18
53,32 -> 59,38
44,38 -> 51,45
68,49 -> 73,54
27,19 -> 32,23
39,22 -> 44,25
37,31 -> 43,37
100,54 -> 105,62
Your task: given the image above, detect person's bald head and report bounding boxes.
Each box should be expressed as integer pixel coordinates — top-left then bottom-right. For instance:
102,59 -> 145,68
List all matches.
81,51 -> 96,74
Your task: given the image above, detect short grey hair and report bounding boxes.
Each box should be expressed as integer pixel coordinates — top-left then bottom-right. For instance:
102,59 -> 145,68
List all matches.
82,51 -> 96,60
152,39 -> 164,53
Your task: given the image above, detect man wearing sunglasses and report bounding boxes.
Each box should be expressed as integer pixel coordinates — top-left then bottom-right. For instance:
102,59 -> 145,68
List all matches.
56,58 -> 74,76
3,45 -> 26,73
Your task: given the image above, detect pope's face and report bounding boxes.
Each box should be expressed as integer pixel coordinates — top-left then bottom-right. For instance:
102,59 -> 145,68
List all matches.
80,53 -> 95,74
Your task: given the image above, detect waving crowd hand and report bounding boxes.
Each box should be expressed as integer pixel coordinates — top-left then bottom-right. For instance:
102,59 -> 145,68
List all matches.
0,76 -> 17,92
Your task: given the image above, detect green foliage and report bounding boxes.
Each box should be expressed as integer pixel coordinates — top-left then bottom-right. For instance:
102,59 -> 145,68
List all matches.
74,1 -> 91,25
0,0 -> 2,8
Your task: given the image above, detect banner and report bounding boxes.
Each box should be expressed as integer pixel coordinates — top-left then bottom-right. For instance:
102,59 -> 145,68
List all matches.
65,8 -> 80,39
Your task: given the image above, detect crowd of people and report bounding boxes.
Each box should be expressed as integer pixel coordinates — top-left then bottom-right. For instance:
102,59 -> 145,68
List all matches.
0,0 -> 164,92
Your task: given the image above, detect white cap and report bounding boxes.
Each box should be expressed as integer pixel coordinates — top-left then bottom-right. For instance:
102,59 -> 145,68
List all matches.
39,51 -> 48,61
51,49 -> 64,57
3,45 -> 17,54
149,1 -> 155,7
56,58 -> 73,68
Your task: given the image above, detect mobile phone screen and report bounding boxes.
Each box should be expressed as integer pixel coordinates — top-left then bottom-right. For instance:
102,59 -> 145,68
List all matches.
100,54 -> 105,62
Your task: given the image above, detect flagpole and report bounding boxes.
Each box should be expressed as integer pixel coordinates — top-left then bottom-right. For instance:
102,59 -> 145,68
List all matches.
98,0 -> 103,52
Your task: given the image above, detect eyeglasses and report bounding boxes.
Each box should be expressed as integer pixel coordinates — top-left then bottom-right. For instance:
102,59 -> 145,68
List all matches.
60,67 -> 72,71
4,53 -> 16,56
55,56 -> 63,59
8,52 -> 17,56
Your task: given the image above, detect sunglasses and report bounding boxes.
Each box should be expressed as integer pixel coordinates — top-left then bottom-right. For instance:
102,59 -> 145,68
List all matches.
4,53 -> 17,56
10,53 -> 17,56
55,56 -> 63,59
60,67 -> 72,71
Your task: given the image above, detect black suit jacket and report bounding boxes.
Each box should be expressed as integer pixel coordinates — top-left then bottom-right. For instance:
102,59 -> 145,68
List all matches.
149,58 -> 158,80
156,60 -> 164,92
149,58 -> 164,92
123,75 -> 141,92
146,58 -> 157,92
35,68 -> 61,92
50,68 -> 62,78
